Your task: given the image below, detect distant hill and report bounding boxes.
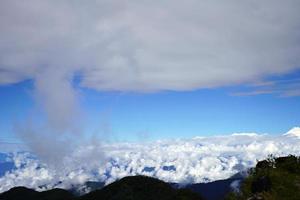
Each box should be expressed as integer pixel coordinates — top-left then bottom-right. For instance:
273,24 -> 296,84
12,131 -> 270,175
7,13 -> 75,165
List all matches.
0,162 -> 14,177
80,175 -> 203,200
0,153 -> 14,177
226,155 -> 300,200
0,176 -> 203,200
0,187 -> 74,200
75,176 -> 240,200
185,178 -> 241,200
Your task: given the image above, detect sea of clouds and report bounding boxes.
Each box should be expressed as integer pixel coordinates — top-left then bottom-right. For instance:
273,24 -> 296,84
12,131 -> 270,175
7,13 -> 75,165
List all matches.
0,127 -> 300,193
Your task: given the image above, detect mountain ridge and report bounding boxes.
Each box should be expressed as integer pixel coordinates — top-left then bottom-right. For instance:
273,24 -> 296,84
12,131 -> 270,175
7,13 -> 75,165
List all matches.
0,176 -> 204,200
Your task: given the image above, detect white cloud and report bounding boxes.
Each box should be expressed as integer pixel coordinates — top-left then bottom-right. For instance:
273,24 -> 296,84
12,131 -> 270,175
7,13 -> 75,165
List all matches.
1,127 -> 300,193
283,127 -> 300,138
0,0 -> 300,91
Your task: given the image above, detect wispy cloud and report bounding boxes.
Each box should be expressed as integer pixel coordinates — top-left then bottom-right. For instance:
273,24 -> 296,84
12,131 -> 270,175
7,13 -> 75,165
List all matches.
0,141 -> 27,153
231,90 -> 275,96
231,77 -> 300,97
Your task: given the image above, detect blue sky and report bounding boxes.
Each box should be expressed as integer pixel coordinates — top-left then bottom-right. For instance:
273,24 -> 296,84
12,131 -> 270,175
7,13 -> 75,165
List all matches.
1,1 -> 300,144
1,70 -> 299,142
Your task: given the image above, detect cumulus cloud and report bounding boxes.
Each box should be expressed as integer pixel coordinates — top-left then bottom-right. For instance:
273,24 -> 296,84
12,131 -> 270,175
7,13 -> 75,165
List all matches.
1,128 -> 300,193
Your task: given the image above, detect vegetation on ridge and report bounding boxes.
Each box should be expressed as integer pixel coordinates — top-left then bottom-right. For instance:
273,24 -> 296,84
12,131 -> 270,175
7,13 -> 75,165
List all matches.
226,155 -> 300,200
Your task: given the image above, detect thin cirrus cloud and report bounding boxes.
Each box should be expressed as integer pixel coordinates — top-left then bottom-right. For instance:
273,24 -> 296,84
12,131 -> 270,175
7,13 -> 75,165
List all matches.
231,77 -> 300,97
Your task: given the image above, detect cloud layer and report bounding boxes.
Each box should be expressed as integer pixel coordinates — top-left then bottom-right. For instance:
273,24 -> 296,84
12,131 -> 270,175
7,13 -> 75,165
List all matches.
1,128 -> 300,193
1,0 -> 300,91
